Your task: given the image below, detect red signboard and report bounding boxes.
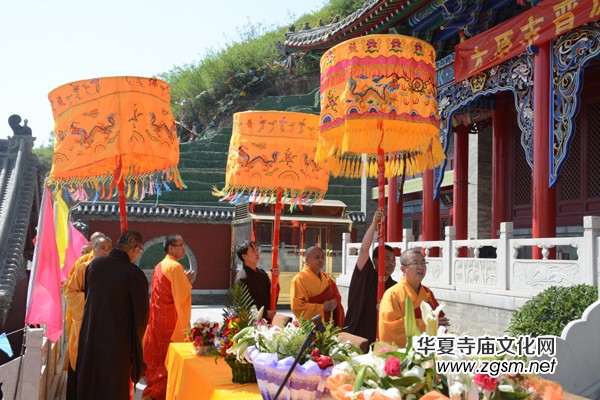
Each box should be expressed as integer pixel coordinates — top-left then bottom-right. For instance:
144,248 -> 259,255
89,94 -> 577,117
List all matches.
454,0 -> 600,82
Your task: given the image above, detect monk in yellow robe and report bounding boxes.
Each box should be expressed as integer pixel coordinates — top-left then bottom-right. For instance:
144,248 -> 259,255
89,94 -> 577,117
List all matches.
142,235 -> 195,400
290,246 -> 344,327
379,248 -> 450,348
64,235 -> 112,400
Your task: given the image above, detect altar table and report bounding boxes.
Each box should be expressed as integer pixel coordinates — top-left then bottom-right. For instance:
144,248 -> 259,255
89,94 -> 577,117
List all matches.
165,343 -> 262,400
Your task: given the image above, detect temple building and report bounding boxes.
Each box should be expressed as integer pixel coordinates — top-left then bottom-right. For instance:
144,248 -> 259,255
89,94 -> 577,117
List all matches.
284,0 -> 600,254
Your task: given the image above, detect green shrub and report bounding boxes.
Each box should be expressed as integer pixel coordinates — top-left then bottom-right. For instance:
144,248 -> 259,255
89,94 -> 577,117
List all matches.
507,284 -> 598,337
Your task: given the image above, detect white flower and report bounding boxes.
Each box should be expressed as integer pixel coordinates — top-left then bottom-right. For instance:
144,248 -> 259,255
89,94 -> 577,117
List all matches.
403,365 -> 425,380
420,301 -> 444,336
331,361 -> 353,376
498,384 -> 514,393
449,382 -> 465,400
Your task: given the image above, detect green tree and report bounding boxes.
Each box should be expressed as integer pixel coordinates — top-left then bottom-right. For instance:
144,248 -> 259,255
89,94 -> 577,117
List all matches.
33,137 -> 54,177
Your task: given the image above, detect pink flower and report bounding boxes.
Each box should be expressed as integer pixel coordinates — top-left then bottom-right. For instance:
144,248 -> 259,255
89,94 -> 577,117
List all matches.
384,356 -> 401,377
474,374 -> 498,391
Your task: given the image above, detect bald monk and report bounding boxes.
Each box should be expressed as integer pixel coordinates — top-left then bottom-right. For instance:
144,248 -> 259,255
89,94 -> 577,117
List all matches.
290,246 -> 344,327
64,236 -> 112,400
63,231 -> 105,390
378,248 -> 450,348
142,234 -> 195,400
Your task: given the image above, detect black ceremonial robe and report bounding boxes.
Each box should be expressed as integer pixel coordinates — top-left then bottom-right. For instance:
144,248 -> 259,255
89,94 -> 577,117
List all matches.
76,249 -> 149,400
343,258 -> 396,344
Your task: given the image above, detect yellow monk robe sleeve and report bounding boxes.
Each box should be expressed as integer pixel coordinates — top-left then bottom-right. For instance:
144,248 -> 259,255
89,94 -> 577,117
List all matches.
64,261 -> 88,368
378,285 -> 408,348
162,259 -> 192,342
62,252 -> 92,370
290,272 -> 325,321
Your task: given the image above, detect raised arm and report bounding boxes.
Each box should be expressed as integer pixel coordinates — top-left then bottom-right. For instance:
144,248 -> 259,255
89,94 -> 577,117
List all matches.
356,208 -> 385,271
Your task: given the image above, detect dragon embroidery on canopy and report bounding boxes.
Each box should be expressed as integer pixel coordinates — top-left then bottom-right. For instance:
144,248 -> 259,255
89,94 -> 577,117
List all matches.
237,145 -> 278,171
302,153 -> 321,172
69,113 -> 116,146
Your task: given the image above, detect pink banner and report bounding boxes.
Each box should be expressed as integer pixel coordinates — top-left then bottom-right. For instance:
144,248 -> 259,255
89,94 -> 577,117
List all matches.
25,187 -> 63,342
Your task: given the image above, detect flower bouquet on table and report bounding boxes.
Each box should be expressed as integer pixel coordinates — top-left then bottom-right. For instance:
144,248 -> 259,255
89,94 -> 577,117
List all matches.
186,317 -> 220,355
228,317 -> 360,400
325,296 -> 564,400
212,282 -> 263,383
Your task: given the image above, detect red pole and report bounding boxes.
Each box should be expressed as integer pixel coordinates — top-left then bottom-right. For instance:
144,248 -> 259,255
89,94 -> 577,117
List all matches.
270,187 -> 282,311
116,156 -> 128,233
377,146 -> 386,303
117,178 -> 128,233
532,42 -> 556,259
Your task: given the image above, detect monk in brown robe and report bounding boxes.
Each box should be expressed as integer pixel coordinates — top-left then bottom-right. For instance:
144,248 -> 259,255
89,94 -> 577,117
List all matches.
64,236 -> 112,400
344,208 -> 397,344
76,230 -> 149,400
290,246 -> 344,327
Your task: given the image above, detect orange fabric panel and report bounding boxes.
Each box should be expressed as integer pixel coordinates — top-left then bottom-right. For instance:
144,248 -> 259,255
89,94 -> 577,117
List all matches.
47,76 -> 182,200
215,111 -> 329,202
318,34 -> 444,178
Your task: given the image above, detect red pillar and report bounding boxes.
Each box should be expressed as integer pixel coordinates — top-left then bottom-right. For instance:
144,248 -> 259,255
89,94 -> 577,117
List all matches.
454,124 -> 468,256
387,176 -> 403,242
492,94 -> 508,239
532,42 -> 556,258
422,169 -> 440,256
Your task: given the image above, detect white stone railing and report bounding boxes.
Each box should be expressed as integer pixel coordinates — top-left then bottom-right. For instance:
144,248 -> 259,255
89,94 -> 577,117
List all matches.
0,328 -> 49,400
340,216 -> 600,310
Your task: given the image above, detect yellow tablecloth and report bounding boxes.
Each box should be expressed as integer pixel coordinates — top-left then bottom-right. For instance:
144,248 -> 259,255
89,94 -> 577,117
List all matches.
165,343 -> 262,400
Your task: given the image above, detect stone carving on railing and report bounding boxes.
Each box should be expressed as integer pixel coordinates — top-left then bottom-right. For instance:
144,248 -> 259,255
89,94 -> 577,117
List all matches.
426,259 -> 443,283
454,259 -> 497,286
512,261 -> 579,291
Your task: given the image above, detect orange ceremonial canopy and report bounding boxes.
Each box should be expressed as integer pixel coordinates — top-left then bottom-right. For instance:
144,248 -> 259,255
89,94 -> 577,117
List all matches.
318,34 -> 445,178
47,76 -> 183,201
214,111 -> 329,203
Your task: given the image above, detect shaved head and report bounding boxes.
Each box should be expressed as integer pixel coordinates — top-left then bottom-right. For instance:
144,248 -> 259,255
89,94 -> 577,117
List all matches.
305,246 -> 325,275
90,232 -> 106,246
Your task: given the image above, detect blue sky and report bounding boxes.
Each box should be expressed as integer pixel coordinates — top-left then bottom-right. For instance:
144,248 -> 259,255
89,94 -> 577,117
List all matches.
0,0 -> 325,146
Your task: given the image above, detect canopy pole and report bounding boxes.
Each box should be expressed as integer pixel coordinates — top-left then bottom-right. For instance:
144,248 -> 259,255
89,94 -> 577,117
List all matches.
377,146 -> 386,302
270,187 -> 282,311
116,157 -> 128,233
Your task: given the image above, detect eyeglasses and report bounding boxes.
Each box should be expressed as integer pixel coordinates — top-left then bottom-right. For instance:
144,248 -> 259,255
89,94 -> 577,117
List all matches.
404,261 -> 428,266
135,245 -> 144,253
171,244 -> 185,247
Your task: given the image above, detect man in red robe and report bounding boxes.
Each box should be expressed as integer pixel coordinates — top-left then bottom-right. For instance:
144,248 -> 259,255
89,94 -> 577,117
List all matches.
290,246 -> 344,327
142,234 -> 195,400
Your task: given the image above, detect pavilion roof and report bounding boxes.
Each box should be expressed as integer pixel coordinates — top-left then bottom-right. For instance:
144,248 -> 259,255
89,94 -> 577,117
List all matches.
285,0 -> 530,60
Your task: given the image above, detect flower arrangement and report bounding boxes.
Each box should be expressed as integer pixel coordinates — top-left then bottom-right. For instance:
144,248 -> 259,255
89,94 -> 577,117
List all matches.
212,282 -> 262,359
325,296 -> 564,400
229,317 -> 358,400
186,317 -> 220,355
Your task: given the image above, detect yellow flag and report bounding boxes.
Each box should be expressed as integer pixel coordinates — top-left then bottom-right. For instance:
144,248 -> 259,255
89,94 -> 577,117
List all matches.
54,194 -> 69,269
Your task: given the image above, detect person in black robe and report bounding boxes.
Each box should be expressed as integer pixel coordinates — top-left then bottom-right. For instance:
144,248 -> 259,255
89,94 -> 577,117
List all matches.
344,208 -> 398,344
76,230 -> 149,400
234,240 -> 279,320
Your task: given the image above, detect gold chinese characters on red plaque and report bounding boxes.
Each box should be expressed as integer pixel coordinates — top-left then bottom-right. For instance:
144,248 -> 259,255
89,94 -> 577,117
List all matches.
455,0 -> 600,82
